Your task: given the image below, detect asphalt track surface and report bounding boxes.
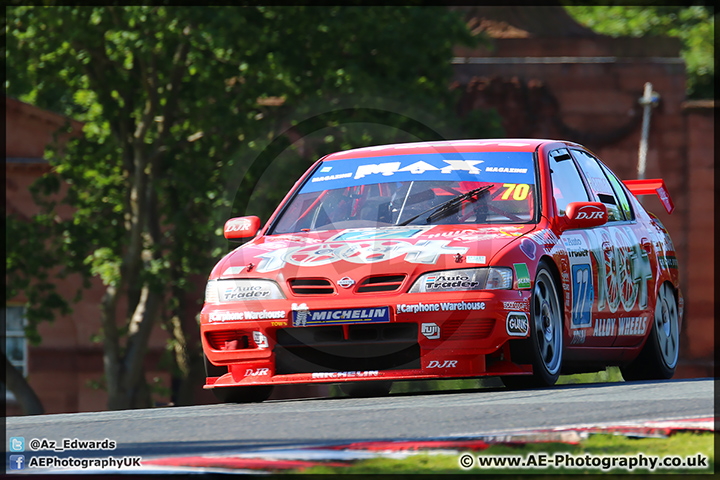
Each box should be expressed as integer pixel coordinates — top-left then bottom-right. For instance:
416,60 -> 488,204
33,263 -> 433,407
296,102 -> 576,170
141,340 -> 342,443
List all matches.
6,378 -> 713,460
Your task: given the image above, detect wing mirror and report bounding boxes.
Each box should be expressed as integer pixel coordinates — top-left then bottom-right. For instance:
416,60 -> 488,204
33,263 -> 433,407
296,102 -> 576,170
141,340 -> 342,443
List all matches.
224,216 -> 261,239
559,202 -> 608,232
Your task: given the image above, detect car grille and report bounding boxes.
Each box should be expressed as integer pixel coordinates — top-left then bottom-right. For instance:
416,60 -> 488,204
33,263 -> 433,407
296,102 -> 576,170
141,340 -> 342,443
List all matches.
356,275 -> 406,293
274,323 -> 420,374
288,278 -> 335,295
205,330 -> 250,350
441,318 -> 495,340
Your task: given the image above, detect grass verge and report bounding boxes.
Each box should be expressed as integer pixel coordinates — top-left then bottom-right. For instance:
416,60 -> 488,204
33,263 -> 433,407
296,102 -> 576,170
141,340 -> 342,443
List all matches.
295,431 -> 715,474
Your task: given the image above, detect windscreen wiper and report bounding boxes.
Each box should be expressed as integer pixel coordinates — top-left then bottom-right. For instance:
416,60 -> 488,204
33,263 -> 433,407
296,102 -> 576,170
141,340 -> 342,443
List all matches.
398,185 -> 492,226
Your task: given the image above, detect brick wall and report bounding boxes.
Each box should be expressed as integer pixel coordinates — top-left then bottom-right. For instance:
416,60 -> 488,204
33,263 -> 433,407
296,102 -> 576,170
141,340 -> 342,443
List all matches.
678,101 -> 714,376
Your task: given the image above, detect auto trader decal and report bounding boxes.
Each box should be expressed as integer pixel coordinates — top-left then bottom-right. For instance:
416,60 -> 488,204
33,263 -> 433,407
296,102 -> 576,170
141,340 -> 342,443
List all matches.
254,240 -> 467,273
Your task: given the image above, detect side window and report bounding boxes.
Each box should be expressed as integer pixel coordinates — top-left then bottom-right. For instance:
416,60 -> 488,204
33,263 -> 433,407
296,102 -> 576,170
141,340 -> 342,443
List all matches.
600,163 -> 635,221
548,148 -> 589,216
571,149 -> 624,221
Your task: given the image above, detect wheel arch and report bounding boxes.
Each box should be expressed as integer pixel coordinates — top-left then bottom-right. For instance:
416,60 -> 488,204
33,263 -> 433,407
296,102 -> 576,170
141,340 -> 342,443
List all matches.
537,253 -> 564,312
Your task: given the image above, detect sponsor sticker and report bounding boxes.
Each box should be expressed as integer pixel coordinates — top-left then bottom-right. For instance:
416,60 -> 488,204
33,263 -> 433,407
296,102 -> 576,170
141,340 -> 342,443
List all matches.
466,255 -> 487,264
617,316 -> 648,336
575,204 -> 606,221
311,371 -> 379,379
563,234 -> 594,327
255,239 -> 467,272
225,217 -> 256,233
330,226 -> 432,241
593,318 -> 616,337
506,312 -> 529,336
209,310 -> 286,322
513,263 -> 532,289
397,301 -> 485,314
292,307 -> 390,327
502,301 -> 529,311
421,323 -> 441,339
424,273 -> 480,290
299,152 -> 535,194
222,266 -> 247,276
427,360 -> 458,368
253,331 -> 269,348
571,329 -> 586,344
221,284 -> 273,301
658,255 -> 678,270
520,238 -> 537,260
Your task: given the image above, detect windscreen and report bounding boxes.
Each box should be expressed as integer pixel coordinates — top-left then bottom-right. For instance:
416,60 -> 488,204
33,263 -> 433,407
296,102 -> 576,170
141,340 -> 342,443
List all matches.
271,151 -> 536,234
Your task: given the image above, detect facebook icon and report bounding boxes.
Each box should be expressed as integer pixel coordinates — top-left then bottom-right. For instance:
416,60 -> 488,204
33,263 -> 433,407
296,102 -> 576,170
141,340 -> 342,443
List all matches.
9,455 -> 25,470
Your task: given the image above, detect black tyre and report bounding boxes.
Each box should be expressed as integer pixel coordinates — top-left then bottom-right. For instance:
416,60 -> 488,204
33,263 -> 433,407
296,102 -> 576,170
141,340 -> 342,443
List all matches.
340,381 -> 393,398
503,261 -> 563,389
212,385 -> 274,403
203,354 -> 227,378
621,282 -> 679,381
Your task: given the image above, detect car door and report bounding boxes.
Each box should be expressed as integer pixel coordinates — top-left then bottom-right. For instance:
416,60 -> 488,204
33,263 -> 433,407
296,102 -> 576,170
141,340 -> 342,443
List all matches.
547,148 -> 610,347
570,149 -> 652,347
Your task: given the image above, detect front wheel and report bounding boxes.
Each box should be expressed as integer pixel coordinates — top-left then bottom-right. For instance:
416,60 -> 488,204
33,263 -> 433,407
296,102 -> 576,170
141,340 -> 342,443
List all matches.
621,282 -> 679,381
340,381 -> 393,398
503,262 -> 563,389
213,385 -> 274,403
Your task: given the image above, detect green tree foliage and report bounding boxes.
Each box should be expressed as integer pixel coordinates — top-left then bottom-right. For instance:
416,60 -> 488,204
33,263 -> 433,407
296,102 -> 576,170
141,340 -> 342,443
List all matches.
6,6 -> 486,410
565,5 -> 715,99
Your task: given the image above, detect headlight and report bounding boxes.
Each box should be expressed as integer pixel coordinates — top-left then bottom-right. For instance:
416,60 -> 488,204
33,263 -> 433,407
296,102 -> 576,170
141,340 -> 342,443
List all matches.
485,267 -> 514,290
408,267 -> 513,293
204,279 -> 286,303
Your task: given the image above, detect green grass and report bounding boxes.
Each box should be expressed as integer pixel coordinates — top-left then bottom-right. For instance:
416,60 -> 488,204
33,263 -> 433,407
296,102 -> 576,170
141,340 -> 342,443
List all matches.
557,366 -> 625,385
295,432 -> 715,474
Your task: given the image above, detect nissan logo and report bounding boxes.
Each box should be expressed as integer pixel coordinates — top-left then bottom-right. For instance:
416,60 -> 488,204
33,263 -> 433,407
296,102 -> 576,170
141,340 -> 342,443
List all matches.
337,277 -> 355,289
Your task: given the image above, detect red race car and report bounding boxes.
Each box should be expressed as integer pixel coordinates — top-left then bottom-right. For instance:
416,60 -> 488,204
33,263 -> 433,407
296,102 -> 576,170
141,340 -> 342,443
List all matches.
201,139 -> 682,402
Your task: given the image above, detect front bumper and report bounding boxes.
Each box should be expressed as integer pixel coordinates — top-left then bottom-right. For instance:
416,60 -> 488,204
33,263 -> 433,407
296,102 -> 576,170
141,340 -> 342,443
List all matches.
200,290 -> 533,389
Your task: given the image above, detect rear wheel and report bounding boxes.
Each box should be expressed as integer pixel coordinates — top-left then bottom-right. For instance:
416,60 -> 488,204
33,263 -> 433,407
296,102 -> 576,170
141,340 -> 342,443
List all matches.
340,381 -> 393,398
503,262 -> 563,389
621,282 -> 679,380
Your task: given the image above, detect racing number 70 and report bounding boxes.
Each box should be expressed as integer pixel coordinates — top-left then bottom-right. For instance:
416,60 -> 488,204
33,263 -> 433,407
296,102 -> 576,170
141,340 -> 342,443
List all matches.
501,183 -> 530,201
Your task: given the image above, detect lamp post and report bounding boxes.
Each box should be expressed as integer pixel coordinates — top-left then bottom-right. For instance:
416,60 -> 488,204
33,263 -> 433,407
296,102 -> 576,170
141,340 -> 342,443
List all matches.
637,82 -> 660,181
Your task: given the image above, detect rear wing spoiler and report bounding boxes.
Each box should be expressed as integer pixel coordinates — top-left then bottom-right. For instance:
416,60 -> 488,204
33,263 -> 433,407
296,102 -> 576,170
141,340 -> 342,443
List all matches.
622,179 -> 674,214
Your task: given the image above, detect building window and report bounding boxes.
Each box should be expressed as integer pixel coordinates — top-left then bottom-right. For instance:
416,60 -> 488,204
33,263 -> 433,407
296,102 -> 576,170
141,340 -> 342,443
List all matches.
4,305 -> 28,379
